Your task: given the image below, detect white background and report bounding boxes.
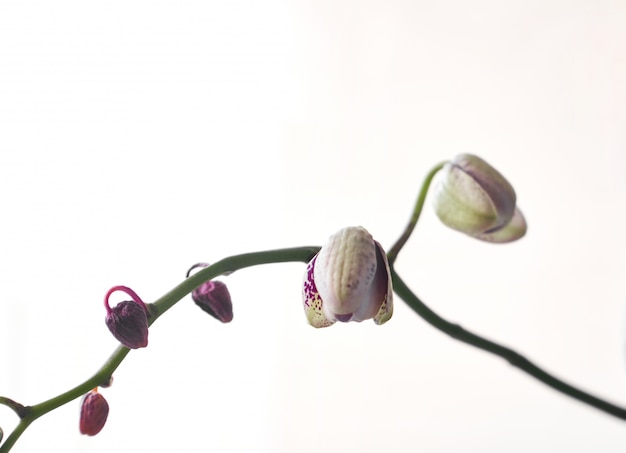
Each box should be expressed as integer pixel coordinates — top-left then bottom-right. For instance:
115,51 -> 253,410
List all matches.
1,0 -> 626,451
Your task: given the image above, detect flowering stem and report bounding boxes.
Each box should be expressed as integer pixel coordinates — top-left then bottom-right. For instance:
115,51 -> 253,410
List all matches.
391,268 -> 626,421
0,246 -> 320,453
387,161 -> 447,265
2,230 -> 623,452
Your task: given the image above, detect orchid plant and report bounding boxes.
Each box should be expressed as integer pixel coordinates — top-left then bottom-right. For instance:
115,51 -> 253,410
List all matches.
0,154 -> 623,451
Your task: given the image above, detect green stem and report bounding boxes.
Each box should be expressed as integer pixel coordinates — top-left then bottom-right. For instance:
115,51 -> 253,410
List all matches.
391,268 -> 626,421
387,162 -> 446,265
0,246 -> 320,453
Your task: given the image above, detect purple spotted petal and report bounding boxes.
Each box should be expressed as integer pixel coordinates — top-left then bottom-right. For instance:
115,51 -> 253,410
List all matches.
302,255 -> 335,328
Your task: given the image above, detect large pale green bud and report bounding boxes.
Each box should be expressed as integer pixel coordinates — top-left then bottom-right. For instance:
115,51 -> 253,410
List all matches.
302,226 -> 393,328
432,154 -> 527,243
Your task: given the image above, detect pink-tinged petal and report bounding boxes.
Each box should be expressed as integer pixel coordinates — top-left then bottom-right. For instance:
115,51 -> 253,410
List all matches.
302,256 -> 335,328
351,240 -> 389,322
314,227 -> 381,320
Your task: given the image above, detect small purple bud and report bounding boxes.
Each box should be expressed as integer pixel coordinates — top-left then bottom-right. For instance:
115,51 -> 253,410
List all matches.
186,263 -> 233,323
80,389 -> 109,436
193,280 -> 233,323
104,286 -> 149,349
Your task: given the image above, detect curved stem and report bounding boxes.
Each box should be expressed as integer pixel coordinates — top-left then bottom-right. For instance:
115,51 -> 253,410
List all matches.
391,268 -> 626,421
0,246 -> 320,453
0,399 -> 27,419
387,162 -> 446,265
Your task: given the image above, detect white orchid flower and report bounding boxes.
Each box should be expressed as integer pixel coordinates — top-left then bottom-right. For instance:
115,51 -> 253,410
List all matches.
302,226 -> 393,328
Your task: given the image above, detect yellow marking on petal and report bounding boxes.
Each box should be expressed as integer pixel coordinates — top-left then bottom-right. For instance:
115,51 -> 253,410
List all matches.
373,294 -> 392,325
305,292 -> 335,328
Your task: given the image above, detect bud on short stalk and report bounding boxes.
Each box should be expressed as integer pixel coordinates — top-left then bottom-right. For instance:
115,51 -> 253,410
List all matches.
432,153 -> 527,243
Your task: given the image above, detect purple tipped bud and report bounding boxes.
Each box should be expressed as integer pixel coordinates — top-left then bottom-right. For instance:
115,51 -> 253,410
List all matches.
193,280 -> 233,323
80,390 -> 109,436
104,286 -> 149,349
186,263 -> 233,323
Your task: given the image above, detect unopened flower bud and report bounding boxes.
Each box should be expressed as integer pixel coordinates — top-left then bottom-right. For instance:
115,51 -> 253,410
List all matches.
104,286 -> 149,349
432,153 -> 527,243
302,226 -> 393,328
186,263 -> 233,323
79,389 -> 109,436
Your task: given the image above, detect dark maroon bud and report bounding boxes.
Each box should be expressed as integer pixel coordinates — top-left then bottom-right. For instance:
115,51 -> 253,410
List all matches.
186,263 -> 233,323
80,389 -> 109,436
104,286 -> 149,349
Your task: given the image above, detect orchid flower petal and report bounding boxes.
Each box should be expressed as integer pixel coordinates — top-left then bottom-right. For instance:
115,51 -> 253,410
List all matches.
302,256 -> 335,328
